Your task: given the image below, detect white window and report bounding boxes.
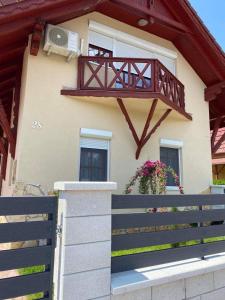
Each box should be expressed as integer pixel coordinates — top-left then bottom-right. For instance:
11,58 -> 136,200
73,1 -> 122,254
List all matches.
88,20 -> 177,74
160,139 -> 183,189
79,129 -> 111,181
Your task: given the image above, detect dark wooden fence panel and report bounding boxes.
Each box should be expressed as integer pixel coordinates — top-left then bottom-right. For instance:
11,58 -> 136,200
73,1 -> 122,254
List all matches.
112,194 -> 225,273
0,196 -> 58,299
112,209 -> 225,229
112,194 -> 225,209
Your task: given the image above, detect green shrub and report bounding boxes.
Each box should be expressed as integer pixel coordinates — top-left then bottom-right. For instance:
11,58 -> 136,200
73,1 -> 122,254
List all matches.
213,179 -> 225,185
19,265 -> 45,300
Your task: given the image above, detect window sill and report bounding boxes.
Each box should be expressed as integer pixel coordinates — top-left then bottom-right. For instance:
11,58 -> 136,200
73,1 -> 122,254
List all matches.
166,186 -> 179,191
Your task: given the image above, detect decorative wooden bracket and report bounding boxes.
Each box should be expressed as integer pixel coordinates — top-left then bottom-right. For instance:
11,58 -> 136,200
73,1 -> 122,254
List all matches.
205,81 -> 225,102
211,116 -> 225,155
30,19 -> 46,56
117,98 -> 172,159
0,101 -> 16,158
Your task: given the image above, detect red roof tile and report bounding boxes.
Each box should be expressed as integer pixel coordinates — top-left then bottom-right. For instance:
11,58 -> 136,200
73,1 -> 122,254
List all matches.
213,128 -> 225,154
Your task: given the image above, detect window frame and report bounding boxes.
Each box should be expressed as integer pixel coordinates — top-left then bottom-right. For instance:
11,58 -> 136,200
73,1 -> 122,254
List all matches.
79,147 -> 108,182
160,139 -> 183,191
79,129 -> 112,182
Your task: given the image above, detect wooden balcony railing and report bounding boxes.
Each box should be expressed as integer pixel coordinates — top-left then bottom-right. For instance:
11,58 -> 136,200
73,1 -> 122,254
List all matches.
77,56 -> 185,111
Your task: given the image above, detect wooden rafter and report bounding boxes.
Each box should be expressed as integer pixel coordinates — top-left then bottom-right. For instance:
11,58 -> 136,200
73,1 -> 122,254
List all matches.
112,0 -> 190,34
117,98 -> 171,159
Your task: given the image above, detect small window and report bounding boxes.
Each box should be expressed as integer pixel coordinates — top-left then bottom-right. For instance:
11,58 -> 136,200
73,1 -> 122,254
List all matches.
79,134 -> 111,182
88,44 -> 113,58
80,148 -> 107,181
160,147 -> 180,186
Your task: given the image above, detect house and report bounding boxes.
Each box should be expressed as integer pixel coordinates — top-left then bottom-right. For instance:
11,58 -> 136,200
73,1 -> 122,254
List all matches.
0,0 -> 225,195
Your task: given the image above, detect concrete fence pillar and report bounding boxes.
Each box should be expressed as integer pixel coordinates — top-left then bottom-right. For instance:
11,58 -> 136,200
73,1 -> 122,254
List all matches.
54,181 -> 117,300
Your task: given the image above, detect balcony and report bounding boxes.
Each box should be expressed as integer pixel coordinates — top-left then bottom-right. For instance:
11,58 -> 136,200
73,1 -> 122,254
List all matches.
61,56 -> 191,120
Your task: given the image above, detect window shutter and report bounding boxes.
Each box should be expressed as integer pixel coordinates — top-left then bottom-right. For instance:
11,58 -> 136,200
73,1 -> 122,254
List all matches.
80,137 -> 109,150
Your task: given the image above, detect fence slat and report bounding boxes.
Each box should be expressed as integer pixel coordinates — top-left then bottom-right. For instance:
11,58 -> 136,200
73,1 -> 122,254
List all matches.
0,272 -> 50,299
112,209 -> 225,229
112,224 -> 225,251
0,246 -> 52,271
112,194 -> 225,209
0,196 -> 57,215
0,221 -> 53,243
112,240 -> 225,273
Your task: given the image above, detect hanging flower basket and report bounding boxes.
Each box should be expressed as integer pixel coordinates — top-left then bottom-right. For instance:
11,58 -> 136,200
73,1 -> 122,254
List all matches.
125,160 -> 184,195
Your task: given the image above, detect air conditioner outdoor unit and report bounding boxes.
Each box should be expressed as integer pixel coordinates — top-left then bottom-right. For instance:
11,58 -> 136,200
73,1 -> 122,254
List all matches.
44,24 -> 81,61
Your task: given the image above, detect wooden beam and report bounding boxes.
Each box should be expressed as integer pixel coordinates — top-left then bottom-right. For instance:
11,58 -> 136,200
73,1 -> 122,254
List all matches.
205,81 -> 225,102
0,137 -> 8,180
0,102 -> 16,158
117,98 -> 171,159
117,98 -> 139,146
211,117 -> 222,149
30,19 -> 46,56
135,99 -> 158,159
141,109 -> 172,148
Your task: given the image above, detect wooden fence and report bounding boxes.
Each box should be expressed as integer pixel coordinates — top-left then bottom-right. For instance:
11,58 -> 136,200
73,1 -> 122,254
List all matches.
0,196 -> 58,299
112,194 -> 225,273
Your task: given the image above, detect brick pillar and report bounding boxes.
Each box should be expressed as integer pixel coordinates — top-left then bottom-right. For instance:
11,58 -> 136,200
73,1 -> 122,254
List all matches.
54,181 -> 117,300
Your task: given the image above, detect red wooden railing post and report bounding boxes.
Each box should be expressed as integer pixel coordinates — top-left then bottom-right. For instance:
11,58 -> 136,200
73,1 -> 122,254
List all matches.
153,60 -> 158,92
105,60 -> 108,90
77,56 -> 85,90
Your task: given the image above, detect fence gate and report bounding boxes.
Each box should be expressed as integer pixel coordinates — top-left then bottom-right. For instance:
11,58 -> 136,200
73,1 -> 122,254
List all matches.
0,196 -> 58,300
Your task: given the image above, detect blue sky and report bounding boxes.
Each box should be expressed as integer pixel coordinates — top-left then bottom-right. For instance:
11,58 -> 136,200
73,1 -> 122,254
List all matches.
189,0 -> 225,51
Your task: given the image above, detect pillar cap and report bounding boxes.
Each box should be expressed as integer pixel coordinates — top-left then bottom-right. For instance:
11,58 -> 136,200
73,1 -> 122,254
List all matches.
54,181 -> 117,191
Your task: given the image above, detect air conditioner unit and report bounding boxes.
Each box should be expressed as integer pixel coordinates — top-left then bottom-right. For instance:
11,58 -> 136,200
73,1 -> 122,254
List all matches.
44,24 -> 81,61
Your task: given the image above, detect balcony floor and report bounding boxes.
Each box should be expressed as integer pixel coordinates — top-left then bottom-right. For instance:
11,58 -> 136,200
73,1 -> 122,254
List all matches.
61,89 -> 192,121
61,90 -> 192,121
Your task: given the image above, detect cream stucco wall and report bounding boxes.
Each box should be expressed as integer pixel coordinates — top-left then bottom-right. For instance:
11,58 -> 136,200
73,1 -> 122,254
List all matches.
2,12 -> 212,195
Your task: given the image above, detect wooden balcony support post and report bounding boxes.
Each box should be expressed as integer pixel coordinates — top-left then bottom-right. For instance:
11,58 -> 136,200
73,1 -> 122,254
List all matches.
117,98 -> 139,146
136,108 -> 171,159
117,97 -> 171,159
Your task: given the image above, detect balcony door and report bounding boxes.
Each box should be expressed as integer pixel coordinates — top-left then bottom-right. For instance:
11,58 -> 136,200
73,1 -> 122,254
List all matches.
88,26 -> 176,74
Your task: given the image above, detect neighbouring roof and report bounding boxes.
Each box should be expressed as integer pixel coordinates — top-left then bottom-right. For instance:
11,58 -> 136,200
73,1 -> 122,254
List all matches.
212,127 -> 225,161
0,0 -> 225,122
212,158 -> 225,165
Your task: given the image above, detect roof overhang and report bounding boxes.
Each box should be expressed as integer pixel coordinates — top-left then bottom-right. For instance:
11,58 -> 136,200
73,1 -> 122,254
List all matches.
0,0 -> 225,123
